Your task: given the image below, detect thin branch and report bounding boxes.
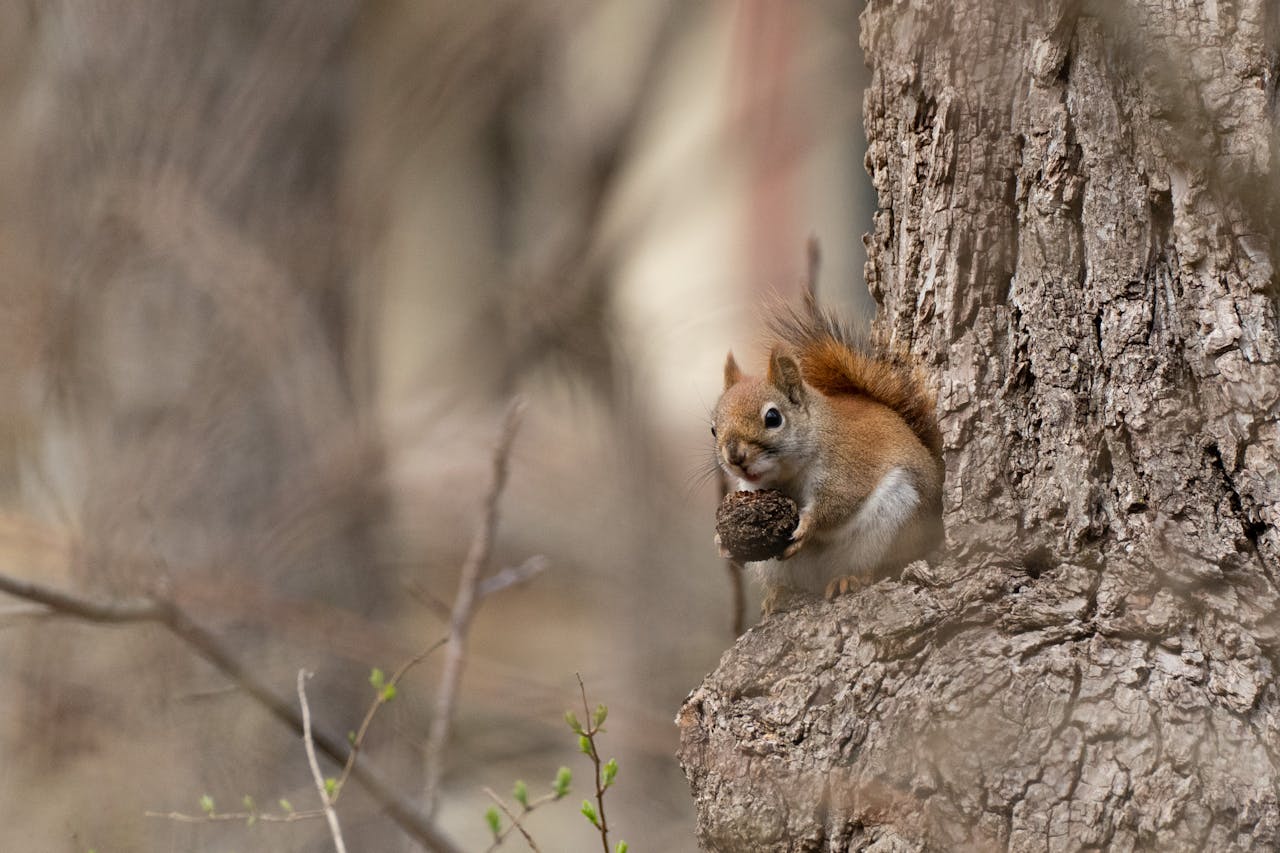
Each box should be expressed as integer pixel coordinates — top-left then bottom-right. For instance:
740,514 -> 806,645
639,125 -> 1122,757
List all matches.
298,670 -> 347,853
577,673 -> 611,853
332,635 -> 449,804
0,572 -> 162,622
482,787 -> 542,853
144,809 -> 325,824
424,397 -> 524,815
479,555 -> 549,599
404,581 -> 453,620
407,554 -> 547,619
0,570 -> 463,853
483,787 -> 563,853
804,234 -> 822,303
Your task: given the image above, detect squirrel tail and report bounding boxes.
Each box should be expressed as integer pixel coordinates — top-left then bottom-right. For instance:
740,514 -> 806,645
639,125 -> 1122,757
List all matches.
768,302 -> 943,458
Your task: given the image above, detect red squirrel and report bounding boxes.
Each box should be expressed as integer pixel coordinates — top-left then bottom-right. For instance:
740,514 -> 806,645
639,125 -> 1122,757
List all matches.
712,304 -> 944,613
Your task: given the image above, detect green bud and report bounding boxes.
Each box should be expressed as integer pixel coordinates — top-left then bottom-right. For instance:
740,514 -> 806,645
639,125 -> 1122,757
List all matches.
199,794 -> 215,814
380,683 -> 398,702
593,703 -> 608,729
513,779 -> 529,809
242,794 -> 256,812
324,777 -> 338,798
603,758 -> 618,788
484,806 -> 501,838
564,710 -> 583,734
581,800 -> 600,828
553,766 -> 572,798
279,799 -> 294,814
347,730 -> 356,744
578,734 -> 592,755
616,843 -> 629,853
369,668 -> 386,690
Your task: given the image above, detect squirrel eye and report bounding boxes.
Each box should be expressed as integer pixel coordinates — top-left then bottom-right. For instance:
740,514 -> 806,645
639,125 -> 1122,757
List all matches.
763,407 -> 783,428
710,424 -> 717,437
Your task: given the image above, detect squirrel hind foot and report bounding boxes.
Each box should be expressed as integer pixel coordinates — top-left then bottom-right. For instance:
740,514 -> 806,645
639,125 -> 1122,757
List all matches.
824,574 -> 869,601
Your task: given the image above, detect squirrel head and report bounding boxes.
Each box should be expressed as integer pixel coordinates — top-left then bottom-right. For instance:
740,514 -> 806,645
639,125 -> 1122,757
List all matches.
711,347 -> 815,490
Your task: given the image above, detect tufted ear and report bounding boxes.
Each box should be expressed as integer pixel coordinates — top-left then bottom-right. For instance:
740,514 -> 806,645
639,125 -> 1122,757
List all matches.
723,351 -> 743,390
767,347 -> 805,405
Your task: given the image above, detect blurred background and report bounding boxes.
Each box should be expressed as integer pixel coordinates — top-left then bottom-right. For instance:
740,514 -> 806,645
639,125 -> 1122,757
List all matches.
0,1 -> 873,850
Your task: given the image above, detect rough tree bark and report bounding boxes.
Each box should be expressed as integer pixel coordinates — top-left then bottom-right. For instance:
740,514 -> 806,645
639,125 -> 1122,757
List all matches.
679,1 -> 1280,850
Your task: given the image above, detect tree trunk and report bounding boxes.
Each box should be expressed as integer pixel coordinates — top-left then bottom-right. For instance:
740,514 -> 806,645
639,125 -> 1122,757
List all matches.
678,1 -> 1280,850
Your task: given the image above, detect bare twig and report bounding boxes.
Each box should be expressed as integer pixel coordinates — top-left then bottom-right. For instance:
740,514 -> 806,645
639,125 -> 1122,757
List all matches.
331,635 -> 448,804
0,572 -> 162,622
404,581 -> 453,620
424,397 -> 524,815
0,571 -> 463,853
298,670 -> 347,853
804,234 -> 822,302
145,808 -> 325,824
482,787 -> 543,853
479,555 -> 549,598
483,779 -> 569,852
407,554 -> 547,620
577,674 -> 611,853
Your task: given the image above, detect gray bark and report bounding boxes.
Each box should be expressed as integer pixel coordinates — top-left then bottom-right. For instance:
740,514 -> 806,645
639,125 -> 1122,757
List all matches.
679,1 -> 1280,850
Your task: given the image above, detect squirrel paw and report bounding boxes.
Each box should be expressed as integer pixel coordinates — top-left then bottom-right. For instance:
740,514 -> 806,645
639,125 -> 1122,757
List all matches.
824,574 -> 868,600
714,533 -> 733,560
779,515 -> 813,560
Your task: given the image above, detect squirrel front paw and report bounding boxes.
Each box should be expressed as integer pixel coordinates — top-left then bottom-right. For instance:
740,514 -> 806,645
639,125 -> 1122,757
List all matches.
714,533 -> 733,560
779,513 -> 813,560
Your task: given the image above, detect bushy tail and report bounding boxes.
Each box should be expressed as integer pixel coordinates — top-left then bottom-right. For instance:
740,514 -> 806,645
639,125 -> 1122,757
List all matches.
768,303 -> 943,457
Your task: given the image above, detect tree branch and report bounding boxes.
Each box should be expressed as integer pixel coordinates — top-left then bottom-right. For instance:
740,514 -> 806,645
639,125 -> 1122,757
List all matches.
0,571 -> 463,853
298,669 -> 347,853
424,397 -> 524,815
482,787 -> 543,853
0,572 -> 162,622
332,635 -> 448,804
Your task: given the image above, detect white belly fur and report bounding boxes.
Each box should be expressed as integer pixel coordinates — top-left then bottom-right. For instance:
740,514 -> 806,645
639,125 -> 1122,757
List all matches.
753,466 -> 921,595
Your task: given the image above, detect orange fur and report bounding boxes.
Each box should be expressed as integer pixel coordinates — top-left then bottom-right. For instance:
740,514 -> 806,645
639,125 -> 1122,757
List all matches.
768,305 -> 943,458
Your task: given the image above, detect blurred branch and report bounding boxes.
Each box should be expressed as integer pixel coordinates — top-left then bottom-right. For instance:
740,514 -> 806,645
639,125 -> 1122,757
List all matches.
0,571 -> 463,853
299,669 -> 348,853
406,553 -> 548,621
805,235 -> 822,302
424,397 -> 524,815
502,3 -> 688,391
479,554 -> 549,598
0,572 -> 162,622
145,807 -> 325,824
331,635 -> 449,805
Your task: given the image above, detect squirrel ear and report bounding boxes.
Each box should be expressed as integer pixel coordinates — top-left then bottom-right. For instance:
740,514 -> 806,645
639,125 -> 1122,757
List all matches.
767,347 -> 805,405
723,351 -> 742,390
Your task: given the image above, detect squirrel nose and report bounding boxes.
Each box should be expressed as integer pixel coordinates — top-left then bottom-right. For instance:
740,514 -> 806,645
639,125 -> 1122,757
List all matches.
727,443 -> 747,466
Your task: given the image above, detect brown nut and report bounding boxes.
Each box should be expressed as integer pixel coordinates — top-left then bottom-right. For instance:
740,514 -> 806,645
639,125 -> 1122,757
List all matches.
715,490 -> 800,563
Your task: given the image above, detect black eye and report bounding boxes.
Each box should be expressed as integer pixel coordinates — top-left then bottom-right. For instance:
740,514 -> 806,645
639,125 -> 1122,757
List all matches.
710,424 -> 717,437
763,408 -> 782,428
